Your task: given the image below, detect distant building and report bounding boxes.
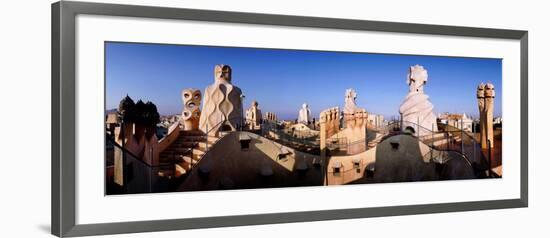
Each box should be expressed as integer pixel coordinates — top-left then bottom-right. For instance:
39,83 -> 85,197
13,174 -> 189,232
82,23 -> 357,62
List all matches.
438,112 -> 473,132
245,101 -> 262,130
105,112 -> 119,135
158,115 -> 180,128
280,120 -> 294,128
494,117 -> 503,124
264,112 -> 278,121
367,114 -> 384,129
298,103 -> 311,124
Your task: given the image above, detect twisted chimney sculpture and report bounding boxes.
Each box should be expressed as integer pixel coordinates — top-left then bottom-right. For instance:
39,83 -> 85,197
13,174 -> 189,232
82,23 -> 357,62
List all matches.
298,103 -> 311,124
198,65 -> 243,136
181,88 -> 201,131
478,82 -> 495,149
398,65 -> 438,136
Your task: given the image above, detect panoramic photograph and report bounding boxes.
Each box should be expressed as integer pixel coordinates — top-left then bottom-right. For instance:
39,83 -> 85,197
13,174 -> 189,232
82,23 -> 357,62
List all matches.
104,42 -> 503,195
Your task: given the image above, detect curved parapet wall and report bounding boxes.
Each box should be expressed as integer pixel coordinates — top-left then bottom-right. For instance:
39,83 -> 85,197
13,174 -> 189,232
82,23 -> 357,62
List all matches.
199,65 -> 243,136
326,133 -> 477,185
178,131 -> 323,191
326,147 -> 377,185
375,134 -> 477,182
158,121 -> 180,153
373,134 -> 436,183
288,123 -> 319,138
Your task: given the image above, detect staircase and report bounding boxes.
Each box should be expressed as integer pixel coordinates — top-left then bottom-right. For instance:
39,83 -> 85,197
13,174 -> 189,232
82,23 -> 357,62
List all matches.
420,132 -> 463,147
158,129 -> 219,178
367,134 -> 385,147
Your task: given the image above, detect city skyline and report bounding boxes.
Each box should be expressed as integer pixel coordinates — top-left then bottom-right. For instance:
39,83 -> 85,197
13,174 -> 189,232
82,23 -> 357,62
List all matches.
106,42 -> 502,120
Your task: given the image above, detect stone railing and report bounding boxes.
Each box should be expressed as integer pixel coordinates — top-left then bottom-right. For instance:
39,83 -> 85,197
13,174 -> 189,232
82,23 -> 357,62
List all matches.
158,121 -> 180,153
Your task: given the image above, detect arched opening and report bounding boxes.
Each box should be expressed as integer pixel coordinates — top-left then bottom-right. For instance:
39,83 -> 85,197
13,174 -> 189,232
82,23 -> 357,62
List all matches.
220,124 -> 233,132
405,126 -> 415,134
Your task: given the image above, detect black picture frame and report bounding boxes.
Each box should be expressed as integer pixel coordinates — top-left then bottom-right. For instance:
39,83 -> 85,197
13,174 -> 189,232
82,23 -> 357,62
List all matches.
52,1 -> 528,237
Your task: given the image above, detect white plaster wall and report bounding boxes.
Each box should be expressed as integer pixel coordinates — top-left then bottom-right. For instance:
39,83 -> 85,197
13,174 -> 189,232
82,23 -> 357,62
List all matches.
0,0 -> 547,237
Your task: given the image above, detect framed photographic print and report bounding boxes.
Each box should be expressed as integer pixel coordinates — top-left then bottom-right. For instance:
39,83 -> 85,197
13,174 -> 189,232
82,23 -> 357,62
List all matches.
52,1 -> 528,237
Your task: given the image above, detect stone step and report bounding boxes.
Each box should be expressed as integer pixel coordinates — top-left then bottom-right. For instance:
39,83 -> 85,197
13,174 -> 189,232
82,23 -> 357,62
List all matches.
193,149 -> 205,157
159,154 -> 183,161
176,141 -> 208,149
207,136 -> 219,143
179,130 -> 206,136
163,147 -> 194,153
159,153 -> 180,161
419,132 -> 446,140
175,135 -> 207,142
174,136 -> 217,144
157,169 -> 174,179
196,142 -> 208,150
173,141 -> 195,147
162,145 -> 206,155
431,136 -> 462,146
174,154 -> 205,178
159,152 -> 191,162
157,130 -> 215,174
174,163 -> 187,178
180,155 -> 194,164
159,148 -> 205,163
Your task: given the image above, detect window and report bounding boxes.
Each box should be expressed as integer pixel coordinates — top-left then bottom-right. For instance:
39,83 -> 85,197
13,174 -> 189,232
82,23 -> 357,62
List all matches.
332,162 -> 342,176
333,167 -> 341,176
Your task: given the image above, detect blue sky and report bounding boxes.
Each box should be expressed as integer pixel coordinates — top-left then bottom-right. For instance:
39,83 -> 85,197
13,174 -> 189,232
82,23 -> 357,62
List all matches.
106,42 -> 502,120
